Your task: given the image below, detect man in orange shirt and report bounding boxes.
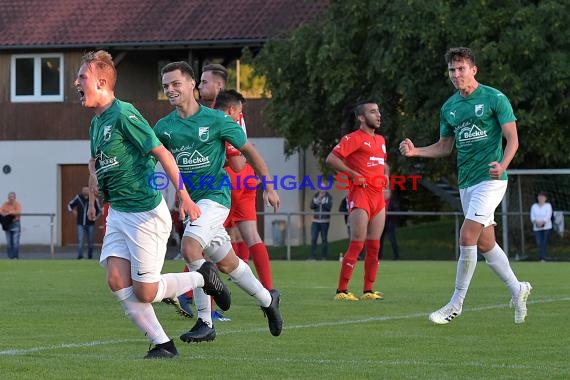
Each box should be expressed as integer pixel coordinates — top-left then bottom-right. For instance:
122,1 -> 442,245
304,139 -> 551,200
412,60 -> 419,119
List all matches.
326,100 -> 389,301
0,191 -> 22,259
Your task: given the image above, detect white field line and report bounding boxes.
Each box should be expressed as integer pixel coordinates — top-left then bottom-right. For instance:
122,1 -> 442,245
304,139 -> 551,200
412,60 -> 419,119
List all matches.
0,296 -> 568,357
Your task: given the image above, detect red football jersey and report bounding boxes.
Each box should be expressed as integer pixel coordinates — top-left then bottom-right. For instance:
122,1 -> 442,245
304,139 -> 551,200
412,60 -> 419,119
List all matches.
332,129 -> 387,191
225,113 -> 248,157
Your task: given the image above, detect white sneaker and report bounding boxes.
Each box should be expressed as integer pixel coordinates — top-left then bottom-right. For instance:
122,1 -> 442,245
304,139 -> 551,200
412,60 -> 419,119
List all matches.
510,282 -> 533,324
429,303 -> 462,324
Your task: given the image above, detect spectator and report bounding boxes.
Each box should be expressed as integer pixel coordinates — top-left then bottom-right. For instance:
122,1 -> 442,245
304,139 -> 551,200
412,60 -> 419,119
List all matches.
309,188 -> 333,260
68,186 -> 101,259
530,191 -> 553,262
0,191 -> 22,259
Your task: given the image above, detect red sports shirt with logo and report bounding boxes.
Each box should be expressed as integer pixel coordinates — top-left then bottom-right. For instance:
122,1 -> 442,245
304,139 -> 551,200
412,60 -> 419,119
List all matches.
332,129 -> 388,192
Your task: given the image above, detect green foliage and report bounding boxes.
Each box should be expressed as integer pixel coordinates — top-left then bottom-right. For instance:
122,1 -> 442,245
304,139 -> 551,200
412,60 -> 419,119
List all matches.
255,0 -> 570,178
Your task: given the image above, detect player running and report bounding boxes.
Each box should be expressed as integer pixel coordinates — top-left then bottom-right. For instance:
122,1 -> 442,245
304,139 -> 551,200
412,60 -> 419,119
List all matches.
400,47 -> 532,324
155,61 -> 283,342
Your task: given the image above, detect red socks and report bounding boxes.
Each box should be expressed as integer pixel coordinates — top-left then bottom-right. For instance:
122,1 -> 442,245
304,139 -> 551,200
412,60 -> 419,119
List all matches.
363,240 -> 380,292
249,242 -> 273,290
337,241 -> 365,291
235,241 -> 250,263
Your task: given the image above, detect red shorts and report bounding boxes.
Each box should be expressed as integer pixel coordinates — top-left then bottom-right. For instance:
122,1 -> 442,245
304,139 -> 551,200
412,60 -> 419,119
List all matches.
347,186 -> 385,218
224,165 -> 258,228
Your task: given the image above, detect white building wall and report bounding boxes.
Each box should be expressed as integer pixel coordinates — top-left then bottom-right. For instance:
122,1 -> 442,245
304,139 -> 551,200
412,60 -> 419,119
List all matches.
250,137 -> 301,245
0,138 -> 301,246
302,150 -> 351,245
0,140 -> 91,245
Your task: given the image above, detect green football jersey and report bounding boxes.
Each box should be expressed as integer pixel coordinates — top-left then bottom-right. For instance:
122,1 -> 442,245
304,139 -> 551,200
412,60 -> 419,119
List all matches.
90,99 -> 162,212
440,84 -> 516,189
154,105 -> 247,208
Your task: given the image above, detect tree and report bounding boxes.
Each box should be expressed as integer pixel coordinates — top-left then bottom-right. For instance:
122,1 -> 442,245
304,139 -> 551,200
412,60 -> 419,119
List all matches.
254,0 -> 570,179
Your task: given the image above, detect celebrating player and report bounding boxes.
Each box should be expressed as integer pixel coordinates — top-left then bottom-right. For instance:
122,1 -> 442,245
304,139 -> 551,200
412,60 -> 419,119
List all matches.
75,50 -> 230,359
155,61 -> 283,343
399,47 -> 532,324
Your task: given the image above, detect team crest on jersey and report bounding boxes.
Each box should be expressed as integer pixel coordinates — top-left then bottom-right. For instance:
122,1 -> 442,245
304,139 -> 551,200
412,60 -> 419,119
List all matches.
475,104 -> 484,117
103,125 -> 113,142
199,127 -> 209,142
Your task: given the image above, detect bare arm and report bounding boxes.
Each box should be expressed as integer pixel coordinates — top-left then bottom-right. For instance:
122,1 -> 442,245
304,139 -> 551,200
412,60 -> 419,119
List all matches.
240,142 -> 280,211
399,136 -> 455,158
325,152 -> 361,180
227,154 -> 246,173
88,158 -> 98,220
150,145 -> 201,221
489,121 -> 518,179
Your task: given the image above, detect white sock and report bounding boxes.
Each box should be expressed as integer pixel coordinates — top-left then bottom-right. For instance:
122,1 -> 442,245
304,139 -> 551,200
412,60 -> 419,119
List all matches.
114,286 -> 169,345
152,272 -> 205,303
481,243 -> 520,296
229,259 -> 271,307
450,245 -> 477,307
188,260 -> 213,327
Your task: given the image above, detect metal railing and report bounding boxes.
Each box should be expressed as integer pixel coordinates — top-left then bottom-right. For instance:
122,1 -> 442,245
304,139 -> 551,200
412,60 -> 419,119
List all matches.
6,213 -> 56,258
259,211 -> 463,260
259,210 -> 568,261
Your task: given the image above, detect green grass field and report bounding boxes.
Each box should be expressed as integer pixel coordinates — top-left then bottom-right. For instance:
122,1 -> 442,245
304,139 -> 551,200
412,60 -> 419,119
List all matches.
1,260 -> 569,379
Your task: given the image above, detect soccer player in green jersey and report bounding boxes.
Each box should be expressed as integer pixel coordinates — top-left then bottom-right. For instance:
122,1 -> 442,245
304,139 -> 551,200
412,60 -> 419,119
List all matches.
399,47 -> 532,325
155,61 -> 283,342
75,51 -> 231,359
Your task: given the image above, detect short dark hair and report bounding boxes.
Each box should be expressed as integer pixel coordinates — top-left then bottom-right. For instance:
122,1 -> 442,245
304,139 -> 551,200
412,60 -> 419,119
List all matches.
445,47 -> 476,66
161,61 -> 195,80
202,63 -> 228,84
354,99 -> 376,118
214,89 -> 246,111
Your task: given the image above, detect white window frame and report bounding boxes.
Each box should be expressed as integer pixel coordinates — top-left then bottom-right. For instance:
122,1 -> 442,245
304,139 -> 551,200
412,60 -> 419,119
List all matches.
10,53 -> 64,102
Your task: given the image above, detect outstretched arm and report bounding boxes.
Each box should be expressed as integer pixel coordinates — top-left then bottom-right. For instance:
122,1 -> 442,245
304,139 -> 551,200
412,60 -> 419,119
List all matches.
399,136 -> 455,158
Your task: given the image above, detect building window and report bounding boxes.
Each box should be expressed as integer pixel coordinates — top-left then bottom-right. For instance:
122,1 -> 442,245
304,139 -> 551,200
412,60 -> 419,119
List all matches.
11,54 -> 64,102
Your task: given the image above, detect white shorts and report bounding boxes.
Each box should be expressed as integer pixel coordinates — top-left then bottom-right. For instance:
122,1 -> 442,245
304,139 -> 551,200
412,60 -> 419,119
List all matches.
460,180 -> 507,227
184,199 -> 232,263
100,198 -> 172,283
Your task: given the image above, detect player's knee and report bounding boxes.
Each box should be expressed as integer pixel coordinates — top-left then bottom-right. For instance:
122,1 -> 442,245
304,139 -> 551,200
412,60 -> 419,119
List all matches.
107,271 -> 130,292
216,253 -> 239,273
477,239 -> 495,253
459,232 -> 478,246
134,291 -> 154,303
132,283 -> 158,303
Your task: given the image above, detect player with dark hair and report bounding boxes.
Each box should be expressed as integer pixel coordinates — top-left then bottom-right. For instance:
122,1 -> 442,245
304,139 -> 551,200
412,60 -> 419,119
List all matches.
400,47 -> 532,324
326,100 -> 389,301
155,61 -> 283,343
215,90 -> 274,290
198,63 -> 229,105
